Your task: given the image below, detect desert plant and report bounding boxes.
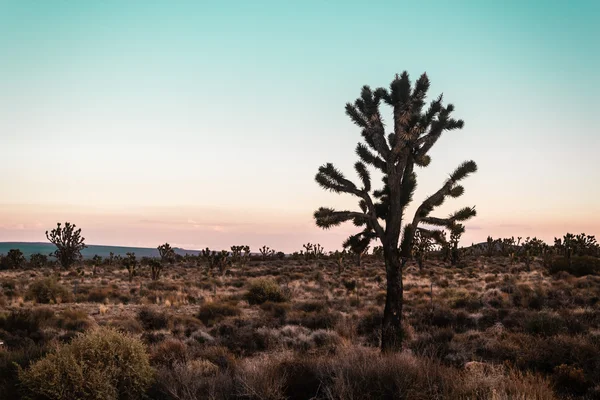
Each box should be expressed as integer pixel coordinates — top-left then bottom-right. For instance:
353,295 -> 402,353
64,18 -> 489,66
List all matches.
122,252 -> 138,282
412,230 -> 434,270
231,245 -> 251,268
332,250 -> 348,274
18,327 -> 153,400
246,279 -> 289,305
197,302 -> 241,326
1,249 -> 26,270
303,243 -> 314,260
158,242 -> 176,264
449,225 -> 464,266
313,72 -> 477,351
344,235 -> 370,267
29,253 -> 49,269
259,246 -> 275,261
153,242 -> 175,280
45,222 -> 86,269
26,278 -> 72,304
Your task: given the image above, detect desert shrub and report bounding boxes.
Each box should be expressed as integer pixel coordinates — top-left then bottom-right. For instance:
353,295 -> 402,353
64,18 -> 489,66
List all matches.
0,309 -> 52,346
151,339 -> 189,368
260,301 -> 290,321
548,256 -> 600,277
213,320 -> 269,356
357,308 -> 382,346
137,307 -> 169,330
511,284 -> 546,309
107,316 -> 144,334
289,309 -> 341,330
255,325 -> 342,353
55,309 -> 92,332
295,300 -> 326,313
86,287 -> 113,303
246,279 -> 289,305
18,327 -> 154,400
553,364 -> 591,395
0,342 -> 49,399
523,312 -> 567,336
26,278 -> 72,304
411,327 -> 455,359
197,302 -> 241,326
151,361 -> 228,400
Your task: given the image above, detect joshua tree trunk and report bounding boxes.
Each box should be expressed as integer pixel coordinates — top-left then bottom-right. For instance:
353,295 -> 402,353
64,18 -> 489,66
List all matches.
381,244 -> 405,352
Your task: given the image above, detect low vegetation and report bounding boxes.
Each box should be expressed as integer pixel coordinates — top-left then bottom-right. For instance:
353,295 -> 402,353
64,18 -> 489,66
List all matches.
0,231 -> 599,399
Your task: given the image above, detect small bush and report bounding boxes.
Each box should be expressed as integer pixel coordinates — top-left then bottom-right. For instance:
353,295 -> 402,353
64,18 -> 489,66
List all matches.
523,312 -> 566,336
246,279 -> 289,305
18,327 -> 154,400
151,339 -> 188,368
197,302 -> 241,326
55,309 -> 92,332
26,278 -> 72,304
137,307 -> 169,330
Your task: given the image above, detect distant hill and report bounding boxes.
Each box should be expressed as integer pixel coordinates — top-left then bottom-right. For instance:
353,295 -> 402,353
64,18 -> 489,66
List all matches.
0,242 -> 202,259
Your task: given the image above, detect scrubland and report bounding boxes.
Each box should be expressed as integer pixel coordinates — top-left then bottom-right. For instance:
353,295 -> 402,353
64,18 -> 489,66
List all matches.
1,253 -> 599,399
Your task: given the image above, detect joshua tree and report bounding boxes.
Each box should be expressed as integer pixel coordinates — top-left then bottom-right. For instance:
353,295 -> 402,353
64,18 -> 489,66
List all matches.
46,222 -> 87,269
231,245 -> 250,268
122,252 -> 138,282
148,259 -> 162,281
303,243 -> 313,260
91,255 -> 102,276
412,230 -> 434,270
313,244 -> 325,259
449,225 -> 464,266
154,243 -> 175,280
158,243 -> 176,264
313,72 -> 477,351
259,246 -> 275,261
344,235 -> 370,267
332,250 -> 348,274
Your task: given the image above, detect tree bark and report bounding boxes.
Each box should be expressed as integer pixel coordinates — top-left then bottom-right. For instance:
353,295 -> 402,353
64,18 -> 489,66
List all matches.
381,245 -> 405,352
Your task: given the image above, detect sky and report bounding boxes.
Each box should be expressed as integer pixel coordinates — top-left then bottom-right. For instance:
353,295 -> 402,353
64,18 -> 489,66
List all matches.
1,0 -> 598,252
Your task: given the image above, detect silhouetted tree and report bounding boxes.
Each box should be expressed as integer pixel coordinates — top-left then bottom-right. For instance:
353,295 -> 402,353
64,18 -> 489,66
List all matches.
122,252 -> 138,282
46,222 -> 87,269
1,249 -> 26,270
154,243 -> 175,280
314,72 -> 477,351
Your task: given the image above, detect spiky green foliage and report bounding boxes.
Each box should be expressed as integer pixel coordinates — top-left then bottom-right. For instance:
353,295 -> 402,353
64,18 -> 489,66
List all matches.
45,222 -> 87,269
315,72 -> 477,258
314,72 -> 478,351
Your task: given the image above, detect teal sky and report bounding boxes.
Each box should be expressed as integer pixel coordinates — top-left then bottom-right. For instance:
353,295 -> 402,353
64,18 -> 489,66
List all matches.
1,1 -> 598,251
